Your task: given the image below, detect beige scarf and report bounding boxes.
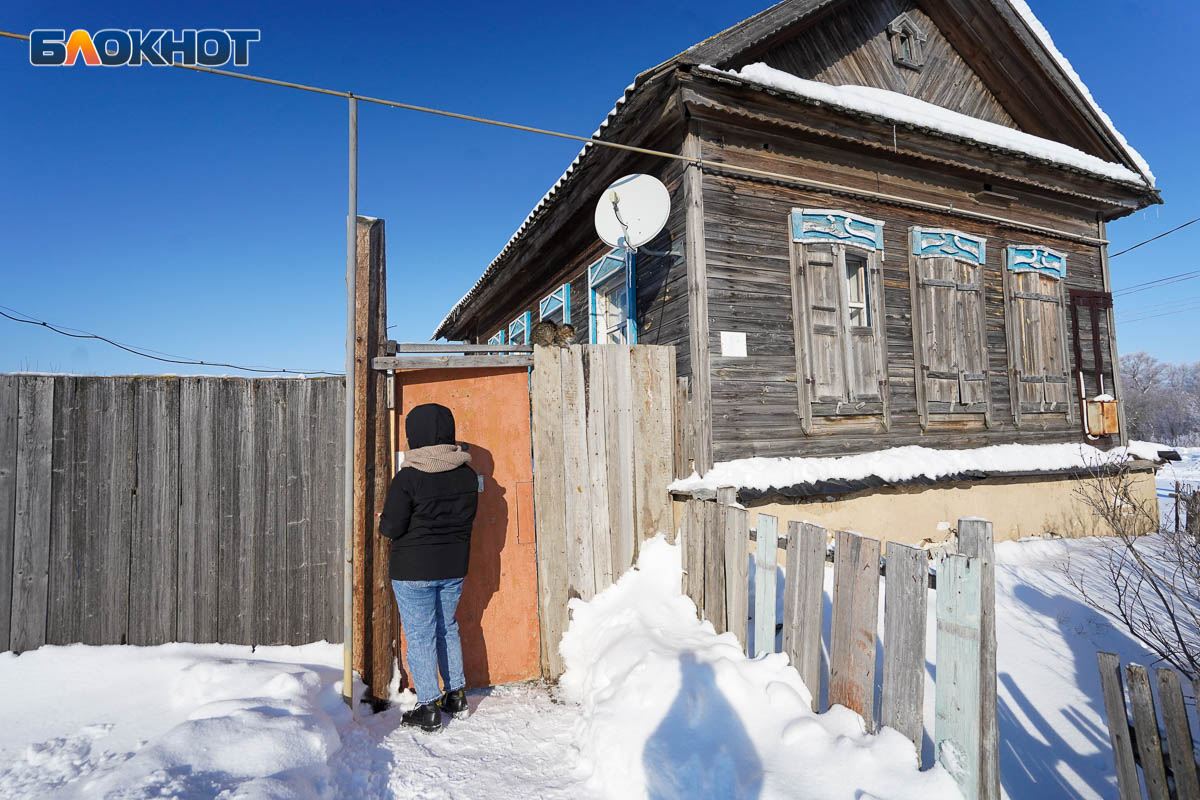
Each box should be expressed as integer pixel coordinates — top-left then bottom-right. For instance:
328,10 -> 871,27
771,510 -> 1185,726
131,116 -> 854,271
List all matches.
402,444 -> 471,473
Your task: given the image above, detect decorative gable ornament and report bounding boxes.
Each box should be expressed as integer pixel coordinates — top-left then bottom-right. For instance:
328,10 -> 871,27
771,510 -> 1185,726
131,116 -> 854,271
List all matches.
911,227 -> 987,265
887,13 -> 927,71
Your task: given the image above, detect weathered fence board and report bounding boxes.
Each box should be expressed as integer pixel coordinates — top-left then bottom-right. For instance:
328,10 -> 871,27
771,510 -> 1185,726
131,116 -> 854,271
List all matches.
562,346 -> 596,603
719,487 -> 748,650
1126,664 -> 1169,800
1096,652 -> 1141,800
177,378 -> 221,643
684,499 -> 706,614
631,346 -> 674,541
703,498 -> 725,633
0,376 -> 16,650
585,347 -> 614,591
881,542 -> 928,755
605,345 -> 636,572
934,553 -> 983,799
10,376 -> 53,652
783,520 -> 825,711
3,375 -> 345,652
531,347 -> 568,679
957,518 -> 999,800
830,528 -> 880,729
1156,667 -> 1199,800
129,378 -> 180,646
753,513 -> 779,657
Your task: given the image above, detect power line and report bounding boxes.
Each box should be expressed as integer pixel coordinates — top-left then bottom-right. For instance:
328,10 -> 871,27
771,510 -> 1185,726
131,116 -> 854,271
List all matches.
0,29 -> 1107,247
1110,216 -> 1200,258
1117,303 -> 1200,324
1113,270 -> 1200,297
1115,293 -> 1200,316
1,307 -> 342,376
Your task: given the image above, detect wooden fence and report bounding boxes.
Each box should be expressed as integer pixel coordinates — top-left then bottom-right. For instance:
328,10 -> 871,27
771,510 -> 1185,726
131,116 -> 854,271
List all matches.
1097,652 -> 1200,800
677,496 -> 1000,800
532,344 -> 677,679
0,374 -> 345,653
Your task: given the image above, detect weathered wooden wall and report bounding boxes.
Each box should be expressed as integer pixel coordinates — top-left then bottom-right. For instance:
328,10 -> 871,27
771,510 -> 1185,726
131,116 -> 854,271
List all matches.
0,375 -> 344,652
695,113 -> 1119,460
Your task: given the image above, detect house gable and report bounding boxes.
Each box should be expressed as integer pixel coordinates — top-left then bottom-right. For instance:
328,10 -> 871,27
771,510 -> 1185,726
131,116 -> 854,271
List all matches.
732,0 -> 1019,129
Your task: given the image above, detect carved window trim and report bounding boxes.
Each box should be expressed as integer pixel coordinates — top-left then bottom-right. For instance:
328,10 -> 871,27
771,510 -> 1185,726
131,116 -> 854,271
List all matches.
887,13 -> 928,71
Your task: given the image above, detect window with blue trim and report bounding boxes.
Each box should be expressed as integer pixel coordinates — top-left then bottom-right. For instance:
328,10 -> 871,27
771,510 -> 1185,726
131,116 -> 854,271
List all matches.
508,312 -> 531,345
1004,245 -> 1071,419
540,283 -> 571,324
487,329 -> 506,346
588,249 -> 636,344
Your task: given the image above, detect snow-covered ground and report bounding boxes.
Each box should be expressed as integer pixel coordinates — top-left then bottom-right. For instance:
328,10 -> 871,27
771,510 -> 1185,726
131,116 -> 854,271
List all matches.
2,531 -> 1195,799
1151,445 -> 1200,527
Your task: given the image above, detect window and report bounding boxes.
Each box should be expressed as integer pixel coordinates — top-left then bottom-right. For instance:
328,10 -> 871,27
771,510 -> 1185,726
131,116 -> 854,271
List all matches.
887,13 -> 927,70
588,249 -> 636,344
909,227 -> 990,425
1004,245 -> 1072,422
508,312 -> 531,346
487,329 -> 506,346
789,209 -> 889,431
539,283 -> 571,324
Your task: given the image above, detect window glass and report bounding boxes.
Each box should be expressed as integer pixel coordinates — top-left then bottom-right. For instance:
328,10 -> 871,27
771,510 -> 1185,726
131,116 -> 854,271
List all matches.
595,276 -> 628,344
845,254 -> 870,327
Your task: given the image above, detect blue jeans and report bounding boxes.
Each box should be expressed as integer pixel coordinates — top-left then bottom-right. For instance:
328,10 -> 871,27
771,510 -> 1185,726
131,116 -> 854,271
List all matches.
391,578 -> 467,705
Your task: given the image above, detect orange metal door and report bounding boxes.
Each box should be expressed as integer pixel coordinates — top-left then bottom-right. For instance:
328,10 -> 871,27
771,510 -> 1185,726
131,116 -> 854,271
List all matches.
393,367 -> 540,688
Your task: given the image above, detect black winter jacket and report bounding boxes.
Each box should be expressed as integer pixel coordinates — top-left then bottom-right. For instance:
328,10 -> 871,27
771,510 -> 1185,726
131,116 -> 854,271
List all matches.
378,404 -> 478,581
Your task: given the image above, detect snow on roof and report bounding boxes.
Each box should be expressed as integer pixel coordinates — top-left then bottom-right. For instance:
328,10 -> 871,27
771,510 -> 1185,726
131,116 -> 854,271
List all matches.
699,62 -> 1148,187
433,0 -> 1155,339
669,441 -> 1157,496
1006,0 -> 1155,187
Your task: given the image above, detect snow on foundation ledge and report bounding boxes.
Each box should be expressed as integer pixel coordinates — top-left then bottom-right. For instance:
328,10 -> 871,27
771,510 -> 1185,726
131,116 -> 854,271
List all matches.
670,441 -> 1157,497
697,62 -> 1149,188
558,536 -> 960,799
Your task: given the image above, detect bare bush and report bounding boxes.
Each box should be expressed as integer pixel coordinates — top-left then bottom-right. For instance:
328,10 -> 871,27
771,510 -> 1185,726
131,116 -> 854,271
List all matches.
1065,458 -> 1200,682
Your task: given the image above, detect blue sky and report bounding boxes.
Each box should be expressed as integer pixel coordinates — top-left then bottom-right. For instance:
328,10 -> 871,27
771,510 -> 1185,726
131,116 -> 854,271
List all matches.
2,0 -> 1197,375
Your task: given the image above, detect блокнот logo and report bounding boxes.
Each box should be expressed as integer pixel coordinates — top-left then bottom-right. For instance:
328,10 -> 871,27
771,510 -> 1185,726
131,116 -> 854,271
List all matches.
30,29 -> 260,67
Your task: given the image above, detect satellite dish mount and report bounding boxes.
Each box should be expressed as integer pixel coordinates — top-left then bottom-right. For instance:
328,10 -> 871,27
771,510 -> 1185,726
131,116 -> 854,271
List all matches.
594,174 -> 670,252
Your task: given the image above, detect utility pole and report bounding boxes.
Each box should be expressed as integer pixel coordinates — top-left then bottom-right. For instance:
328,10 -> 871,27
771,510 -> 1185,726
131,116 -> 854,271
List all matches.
343,96 -> 357,705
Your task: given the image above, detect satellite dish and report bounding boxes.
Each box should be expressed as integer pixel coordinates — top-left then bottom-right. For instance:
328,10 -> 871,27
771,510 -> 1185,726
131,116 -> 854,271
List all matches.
594,173 -> 670,250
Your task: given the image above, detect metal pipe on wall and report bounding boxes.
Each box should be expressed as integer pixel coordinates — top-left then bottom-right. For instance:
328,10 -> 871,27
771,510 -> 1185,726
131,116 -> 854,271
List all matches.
343,96 -> 358,706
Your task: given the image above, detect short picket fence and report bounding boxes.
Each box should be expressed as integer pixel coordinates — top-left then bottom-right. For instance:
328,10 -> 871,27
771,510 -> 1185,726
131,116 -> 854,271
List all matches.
676,493 -> 1000,800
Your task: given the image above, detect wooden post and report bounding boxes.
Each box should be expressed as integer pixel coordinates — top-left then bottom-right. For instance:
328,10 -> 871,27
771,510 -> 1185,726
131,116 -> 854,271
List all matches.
1096,652 -> 1141,800
684,499 -> 706,615
752,513 -> 778,657
957,518 -> 999,799
935,553 -> 983,798
830,529 -> 880,729
351,216 -> 394,707
1175,481 -> 1182,534
1156,667 -> 1200,800
1127,664 -> 1169,800
881,542 -> 928,759
682,128 -> 713,474
342,96 -> 357,705
784,521 -> 826,712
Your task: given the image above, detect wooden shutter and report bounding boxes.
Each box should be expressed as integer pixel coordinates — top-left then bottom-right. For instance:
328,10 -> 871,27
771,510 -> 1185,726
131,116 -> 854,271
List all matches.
1010,272 -> 1071,417
804,244 -> 845,402
916,257 -> 989,416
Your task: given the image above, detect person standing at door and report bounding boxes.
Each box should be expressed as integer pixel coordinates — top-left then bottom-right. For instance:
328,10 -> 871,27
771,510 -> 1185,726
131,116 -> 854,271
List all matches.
379,402 -> 478,732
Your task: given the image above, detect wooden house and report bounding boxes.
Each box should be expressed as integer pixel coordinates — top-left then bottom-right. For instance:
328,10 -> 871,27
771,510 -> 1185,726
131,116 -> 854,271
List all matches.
432,0 -> 1162,540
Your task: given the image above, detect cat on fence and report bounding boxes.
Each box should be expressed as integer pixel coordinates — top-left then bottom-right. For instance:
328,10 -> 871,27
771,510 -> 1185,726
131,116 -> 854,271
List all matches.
530,321 -> 576,347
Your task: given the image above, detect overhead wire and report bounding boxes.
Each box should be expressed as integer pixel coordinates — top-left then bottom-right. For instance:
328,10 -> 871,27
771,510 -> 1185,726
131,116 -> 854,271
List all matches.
1109,216 -> 1200,259
0,306 -> 343,375
1112,270 -> 1200,297
1117,302 -> 1200,324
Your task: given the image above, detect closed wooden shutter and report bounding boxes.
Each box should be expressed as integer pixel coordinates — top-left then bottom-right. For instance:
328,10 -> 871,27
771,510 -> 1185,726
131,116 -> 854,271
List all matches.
804,244 -> 845,402
916,256 -> 989,415
1010,271 -> 1071,416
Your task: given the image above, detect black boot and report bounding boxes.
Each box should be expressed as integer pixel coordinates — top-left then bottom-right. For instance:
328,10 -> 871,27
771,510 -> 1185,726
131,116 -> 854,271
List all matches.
438,688 -> 468,716
401,701 -> 441,733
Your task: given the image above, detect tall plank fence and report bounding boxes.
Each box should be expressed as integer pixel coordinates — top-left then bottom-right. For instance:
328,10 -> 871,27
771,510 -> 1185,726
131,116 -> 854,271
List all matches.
532,344 -> 676,679
0,375 -> 344,653
678,495 -> 1000,800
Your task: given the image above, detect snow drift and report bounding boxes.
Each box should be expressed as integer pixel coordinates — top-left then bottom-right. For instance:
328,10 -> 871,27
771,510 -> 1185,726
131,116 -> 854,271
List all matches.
558,536 -> 960,800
